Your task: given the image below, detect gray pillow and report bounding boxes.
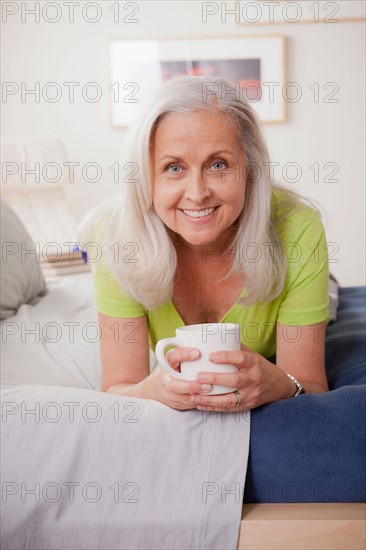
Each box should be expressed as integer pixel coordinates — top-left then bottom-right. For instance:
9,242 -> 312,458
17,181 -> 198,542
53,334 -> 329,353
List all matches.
0,198 -> 47,320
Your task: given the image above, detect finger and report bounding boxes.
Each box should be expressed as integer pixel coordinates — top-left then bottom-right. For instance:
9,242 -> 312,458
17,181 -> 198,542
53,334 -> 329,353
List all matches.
240,342 -> 253,352
190,392 -> 241,411
194,370 -> 242,388
208,350 -> 256,369
164,375 -> 212,396
192,392 -> 256,412
165,347 -> 200,370
160,363 -> 210,396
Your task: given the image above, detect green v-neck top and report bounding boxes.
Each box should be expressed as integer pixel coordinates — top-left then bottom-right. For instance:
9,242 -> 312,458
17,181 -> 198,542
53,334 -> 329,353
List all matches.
91,191 -> 331,358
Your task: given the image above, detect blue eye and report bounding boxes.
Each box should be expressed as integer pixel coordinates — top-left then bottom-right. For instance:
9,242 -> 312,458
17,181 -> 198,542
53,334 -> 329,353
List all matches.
166,164 -> 181,173
211,161 -> 226,171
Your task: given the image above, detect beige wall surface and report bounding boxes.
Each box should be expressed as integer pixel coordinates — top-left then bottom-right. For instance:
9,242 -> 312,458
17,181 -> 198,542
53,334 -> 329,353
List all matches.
1,1 -> 365,285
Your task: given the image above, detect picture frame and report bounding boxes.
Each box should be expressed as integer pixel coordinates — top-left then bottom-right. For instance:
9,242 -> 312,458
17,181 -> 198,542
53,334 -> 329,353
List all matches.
109,35 -> 286,127
237,1 -> 366,25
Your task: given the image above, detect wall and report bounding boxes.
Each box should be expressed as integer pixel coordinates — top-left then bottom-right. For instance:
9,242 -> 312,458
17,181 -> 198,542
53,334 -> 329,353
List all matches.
1,1 -> 365,285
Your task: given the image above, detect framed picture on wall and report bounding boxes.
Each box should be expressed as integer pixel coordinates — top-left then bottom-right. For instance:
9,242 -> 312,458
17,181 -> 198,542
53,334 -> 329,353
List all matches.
108,35 -> 286,127
237,0 -> 366,25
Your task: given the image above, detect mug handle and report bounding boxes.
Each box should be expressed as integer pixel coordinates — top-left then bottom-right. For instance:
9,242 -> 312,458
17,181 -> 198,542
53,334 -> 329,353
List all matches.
155,337 -> 186,380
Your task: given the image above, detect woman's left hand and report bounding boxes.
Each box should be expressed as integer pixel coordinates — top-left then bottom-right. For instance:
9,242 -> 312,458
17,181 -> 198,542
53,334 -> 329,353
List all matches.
190,343 -> 295,412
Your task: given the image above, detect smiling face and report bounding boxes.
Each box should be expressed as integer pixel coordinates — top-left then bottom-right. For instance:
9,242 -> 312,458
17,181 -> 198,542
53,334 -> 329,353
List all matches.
150,109 -> 247,255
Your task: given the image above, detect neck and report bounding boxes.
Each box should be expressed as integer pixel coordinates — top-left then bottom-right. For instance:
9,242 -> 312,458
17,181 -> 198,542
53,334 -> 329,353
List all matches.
172,234 -> 236,268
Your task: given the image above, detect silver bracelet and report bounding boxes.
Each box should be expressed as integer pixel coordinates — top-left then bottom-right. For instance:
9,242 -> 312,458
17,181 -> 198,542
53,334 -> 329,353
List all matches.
287,373 -> 305,396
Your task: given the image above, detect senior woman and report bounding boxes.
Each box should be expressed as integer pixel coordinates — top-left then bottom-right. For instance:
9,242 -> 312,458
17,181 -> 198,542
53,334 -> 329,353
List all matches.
83,76 -> 330,413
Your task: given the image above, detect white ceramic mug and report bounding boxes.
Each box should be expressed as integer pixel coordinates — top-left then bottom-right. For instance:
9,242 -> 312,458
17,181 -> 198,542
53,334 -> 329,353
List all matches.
155,323 -> 240,395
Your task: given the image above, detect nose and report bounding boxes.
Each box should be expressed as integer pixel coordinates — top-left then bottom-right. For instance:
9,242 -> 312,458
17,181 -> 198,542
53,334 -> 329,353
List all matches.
184,170 -> 211,204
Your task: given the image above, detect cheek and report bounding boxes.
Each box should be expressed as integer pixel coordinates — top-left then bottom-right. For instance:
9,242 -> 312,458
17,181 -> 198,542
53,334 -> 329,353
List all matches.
154,180 -> 180,203
153,184 -> 178,216
221,179 -> 246,207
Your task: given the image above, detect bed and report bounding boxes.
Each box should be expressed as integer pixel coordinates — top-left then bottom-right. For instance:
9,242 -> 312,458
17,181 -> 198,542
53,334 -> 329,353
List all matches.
1,193 -> 365,549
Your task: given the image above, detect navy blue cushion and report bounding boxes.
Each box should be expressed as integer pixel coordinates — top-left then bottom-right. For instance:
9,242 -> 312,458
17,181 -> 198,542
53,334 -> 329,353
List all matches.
325,286 -> 366,389
244,287 -> 366,503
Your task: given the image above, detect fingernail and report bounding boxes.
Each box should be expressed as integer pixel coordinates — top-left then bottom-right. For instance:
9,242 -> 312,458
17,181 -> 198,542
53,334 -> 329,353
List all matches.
189,350 -> 199,358
200,384 -> 211,392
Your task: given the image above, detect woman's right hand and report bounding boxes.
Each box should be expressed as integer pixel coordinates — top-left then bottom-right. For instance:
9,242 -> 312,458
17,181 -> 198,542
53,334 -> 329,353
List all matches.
143,347 -> 212,410
98,313 -> 210,408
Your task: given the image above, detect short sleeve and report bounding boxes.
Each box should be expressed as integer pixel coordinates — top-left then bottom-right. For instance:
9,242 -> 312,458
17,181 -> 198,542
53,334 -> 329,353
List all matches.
277,208 -> 330,326
91,262 -> 146,319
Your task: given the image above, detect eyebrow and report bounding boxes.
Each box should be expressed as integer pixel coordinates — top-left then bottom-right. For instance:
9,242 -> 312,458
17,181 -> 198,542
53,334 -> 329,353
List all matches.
157,150 -> 235,164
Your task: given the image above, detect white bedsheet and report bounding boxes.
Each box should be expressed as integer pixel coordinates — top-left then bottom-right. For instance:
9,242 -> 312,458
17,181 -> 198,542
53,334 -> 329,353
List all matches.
1,276 -> 251,550
1,275 -> 101,389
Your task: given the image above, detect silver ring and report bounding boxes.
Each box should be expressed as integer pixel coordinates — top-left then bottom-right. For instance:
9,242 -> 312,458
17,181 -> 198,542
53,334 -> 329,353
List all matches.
233,390 -> 242,407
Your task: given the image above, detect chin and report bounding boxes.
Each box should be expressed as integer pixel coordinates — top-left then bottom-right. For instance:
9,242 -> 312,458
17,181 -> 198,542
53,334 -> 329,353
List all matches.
180,232 -> 219,248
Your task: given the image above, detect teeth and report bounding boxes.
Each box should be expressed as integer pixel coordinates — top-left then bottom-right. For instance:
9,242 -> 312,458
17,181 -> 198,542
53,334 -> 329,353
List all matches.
183,207 -> 216,218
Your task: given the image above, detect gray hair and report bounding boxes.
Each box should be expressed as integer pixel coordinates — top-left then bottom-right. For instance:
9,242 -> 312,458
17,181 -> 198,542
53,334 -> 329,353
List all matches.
79,75 -> 320,309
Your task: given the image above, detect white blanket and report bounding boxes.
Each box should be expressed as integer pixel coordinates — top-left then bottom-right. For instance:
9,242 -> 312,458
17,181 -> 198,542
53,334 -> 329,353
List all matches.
1,276 -> 250,550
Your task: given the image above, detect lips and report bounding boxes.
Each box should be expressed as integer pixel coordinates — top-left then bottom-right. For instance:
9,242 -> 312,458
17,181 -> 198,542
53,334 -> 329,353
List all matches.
181,206 -> 218,218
